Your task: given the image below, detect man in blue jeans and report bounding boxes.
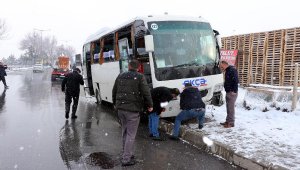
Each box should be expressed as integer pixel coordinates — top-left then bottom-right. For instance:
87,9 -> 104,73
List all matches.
148,87 -> 180,141
170,83 -> 206,140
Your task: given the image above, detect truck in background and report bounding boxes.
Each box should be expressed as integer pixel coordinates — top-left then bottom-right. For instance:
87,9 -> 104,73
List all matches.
51,55 -> 70,81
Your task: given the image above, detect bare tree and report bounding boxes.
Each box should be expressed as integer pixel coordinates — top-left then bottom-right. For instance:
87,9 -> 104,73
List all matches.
18,54 -> 32,66
6,54 -> 16,65
42,36 -> 58,65
20,32 -> 40,64
0,19 -> 8,40
19,31 -> 76,65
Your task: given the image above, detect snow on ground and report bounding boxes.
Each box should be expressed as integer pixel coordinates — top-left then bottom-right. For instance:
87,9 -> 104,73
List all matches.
188,88 -> 300,169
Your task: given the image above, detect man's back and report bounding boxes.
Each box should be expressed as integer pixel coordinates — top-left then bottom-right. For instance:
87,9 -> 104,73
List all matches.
151,87 -> 173,102
180,87 -> 205,110
151,87 -> 173,113
62,71 -> 84,95
112,70 -> 152,113
113,60 -> 153,166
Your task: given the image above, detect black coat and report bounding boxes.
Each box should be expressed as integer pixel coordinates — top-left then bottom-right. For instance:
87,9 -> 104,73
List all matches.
61,71 -> 84,96
0,65 -> 7,77
224,65 -> 239,93
180,87 -> 205,110
112,70 -> 153,112
150,87 -> 173,115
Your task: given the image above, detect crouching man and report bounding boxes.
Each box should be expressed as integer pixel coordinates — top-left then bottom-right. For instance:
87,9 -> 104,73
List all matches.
169,83 -> 206,140
148,87 -> 180,141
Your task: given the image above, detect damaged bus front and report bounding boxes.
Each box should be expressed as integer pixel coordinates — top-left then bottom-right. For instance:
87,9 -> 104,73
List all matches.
143,18 -> 224,117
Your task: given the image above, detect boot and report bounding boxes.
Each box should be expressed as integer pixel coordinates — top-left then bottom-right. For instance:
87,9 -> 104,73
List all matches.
65,112 -> 69,119
71,113 -> 77,119
223,122 -> 234,128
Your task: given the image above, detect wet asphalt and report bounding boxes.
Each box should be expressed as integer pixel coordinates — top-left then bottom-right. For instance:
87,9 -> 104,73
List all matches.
0,69 -> 241,170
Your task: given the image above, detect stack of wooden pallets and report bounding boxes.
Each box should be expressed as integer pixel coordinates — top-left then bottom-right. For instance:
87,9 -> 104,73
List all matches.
250,32 -> 267,84
283,28 -> 300,85
239,34 -> 252,86
265,30 -> 284,86
222,27 -> 300,87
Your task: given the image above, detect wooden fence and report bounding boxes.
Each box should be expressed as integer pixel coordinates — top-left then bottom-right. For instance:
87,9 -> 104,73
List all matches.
222,27 -> 300,86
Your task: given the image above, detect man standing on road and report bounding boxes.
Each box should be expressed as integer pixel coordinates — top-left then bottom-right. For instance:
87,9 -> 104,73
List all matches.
219,60 -> 239,128
61,68 -> 84,119
169,83 -> 206,141
148,87 -> 180,141
0,62 -> 9,89
112,60 -> 153,167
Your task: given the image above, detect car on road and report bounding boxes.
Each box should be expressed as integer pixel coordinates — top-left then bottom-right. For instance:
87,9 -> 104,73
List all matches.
33,64 -> 44,73
51,68 -> 69,81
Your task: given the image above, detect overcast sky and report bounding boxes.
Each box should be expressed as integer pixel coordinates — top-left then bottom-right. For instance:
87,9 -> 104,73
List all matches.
0,0 -> 299,59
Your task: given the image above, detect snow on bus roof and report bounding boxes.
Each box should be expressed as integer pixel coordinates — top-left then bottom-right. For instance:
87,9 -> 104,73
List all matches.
84,15 -> 209,44
85,27 -> 111,44
136,15 -> 209,23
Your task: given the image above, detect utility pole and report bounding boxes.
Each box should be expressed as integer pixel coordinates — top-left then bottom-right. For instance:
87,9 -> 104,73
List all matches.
34,28 -> 50,64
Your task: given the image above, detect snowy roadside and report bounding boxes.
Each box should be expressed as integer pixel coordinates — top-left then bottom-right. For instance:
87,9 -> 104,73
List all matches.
188,88 -> 300,169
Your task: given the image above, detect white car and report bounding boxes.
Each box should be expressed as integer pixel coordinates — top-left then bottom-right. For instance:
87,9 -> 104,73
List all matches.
33,64 -> 44,73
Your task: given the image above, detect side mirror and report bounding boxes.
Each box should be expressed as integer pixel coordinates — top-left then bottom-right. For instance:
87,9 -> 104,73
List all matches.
144,35 -> 154,52
216,34 -> 222,48
213,29 -> 222,48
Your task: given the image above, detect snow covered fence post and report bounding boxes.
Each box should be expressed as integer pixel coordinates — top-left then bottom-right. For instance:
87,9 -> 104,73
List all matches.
292,63 -> 299,111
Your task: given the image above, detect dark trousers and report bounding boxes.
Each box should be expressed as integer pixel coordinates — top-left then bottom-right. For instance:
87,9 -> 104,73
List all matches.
65,92 -> 79,117
225,92 -> 238,124
0,76 -> 7,87
118,110 -> 140,163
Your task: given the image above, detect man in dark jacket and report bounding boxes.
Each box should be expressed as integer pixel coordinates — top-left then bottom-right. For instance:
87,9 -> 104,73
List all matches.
148,87 -> 180,140
219,60 -> 238,128
0,62 -> 9,89
169,83 -> 206,140
61,68 -> 84,119
112,60 -> 153,166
